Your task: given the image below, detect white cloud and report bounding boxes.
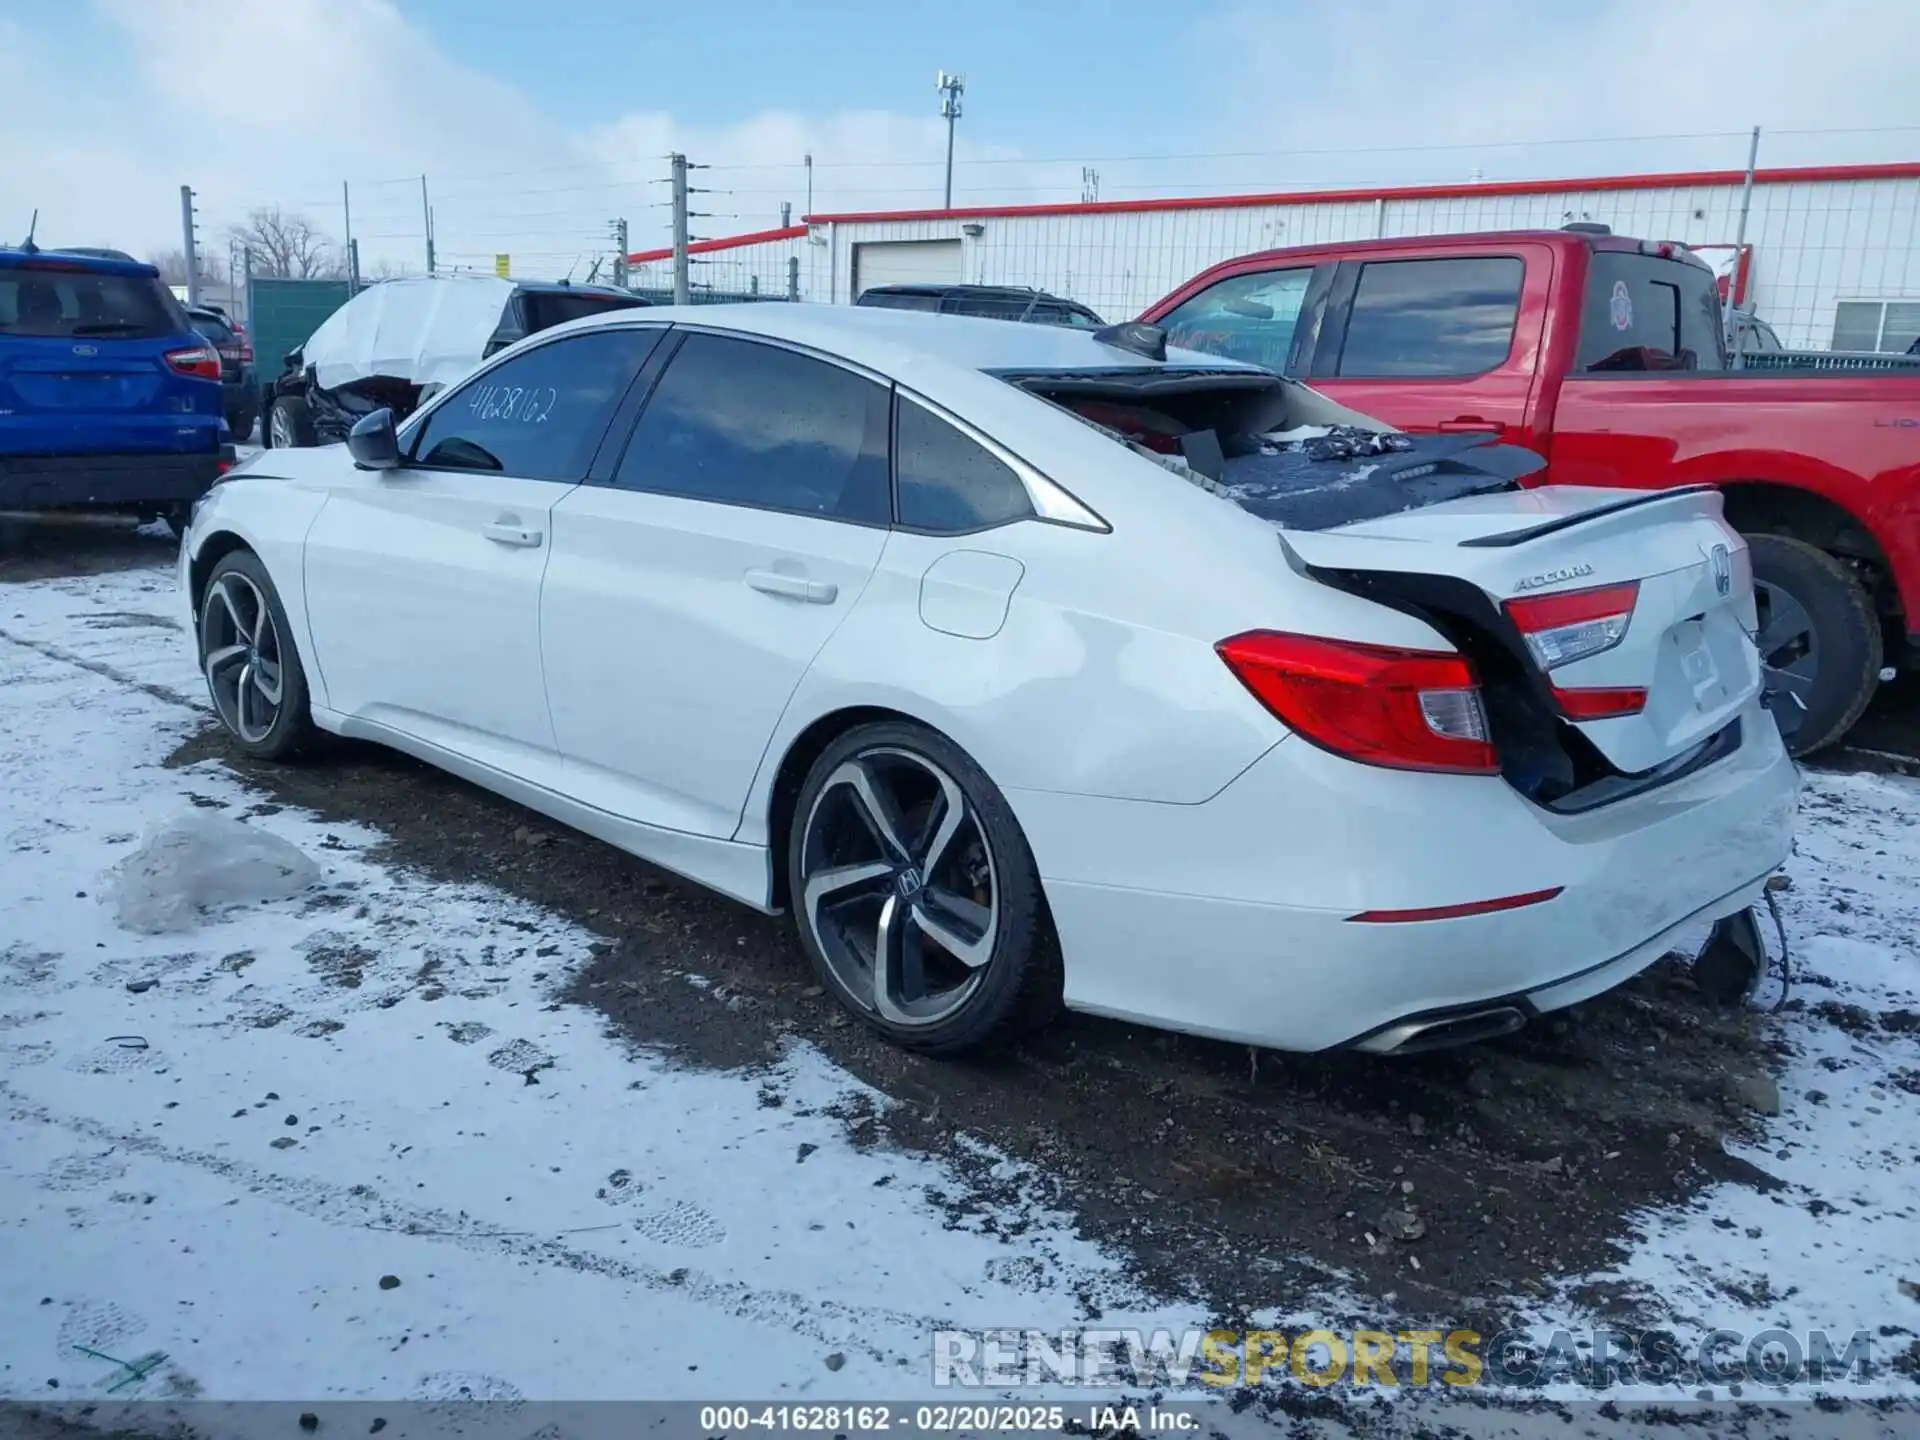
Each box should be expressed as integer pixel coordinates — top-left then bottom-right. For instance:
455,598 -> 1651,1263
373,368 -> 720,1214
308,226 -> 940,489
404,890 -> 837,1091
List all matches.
5,0 -> 1917,281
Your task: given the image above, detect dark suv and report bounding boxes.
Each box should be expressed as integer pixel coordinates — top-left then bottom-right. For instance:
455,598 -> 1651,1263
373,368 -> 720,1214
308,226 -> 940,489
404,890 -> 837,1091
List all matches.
855,284 -> 1104,327
187,305 -> 257,441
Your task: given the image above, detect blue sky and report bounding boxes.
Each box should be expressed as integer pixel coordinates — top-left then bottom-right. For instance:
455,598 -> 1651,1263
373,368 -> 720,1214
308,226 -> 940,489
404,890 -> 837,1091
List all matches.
8,0 -> 1919,275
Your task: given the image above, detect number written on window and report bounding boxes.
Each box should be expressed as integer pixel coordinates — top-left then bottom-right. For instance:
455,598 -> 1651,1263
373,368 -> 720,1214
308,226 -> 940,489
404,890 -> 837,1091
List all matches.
409,328 -> 660,480
612,333 -> 891,523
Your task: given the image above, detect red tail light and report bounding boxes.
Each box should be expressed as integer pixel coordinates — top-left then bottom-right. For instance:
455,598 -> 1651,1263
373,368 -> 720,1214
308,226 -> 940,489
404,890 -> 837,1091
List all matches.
1504,580 -> 1639,670
1217,631 -> 1499,775
1551,685 -> 1648,720
164,345 -> 222,381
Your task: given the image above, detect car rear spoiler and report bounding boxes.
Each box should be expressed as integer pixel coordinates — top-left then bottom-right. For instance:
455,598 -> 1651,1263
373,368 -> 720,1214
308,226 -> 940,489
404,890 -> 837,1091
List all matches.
1457,485 -> 1718,548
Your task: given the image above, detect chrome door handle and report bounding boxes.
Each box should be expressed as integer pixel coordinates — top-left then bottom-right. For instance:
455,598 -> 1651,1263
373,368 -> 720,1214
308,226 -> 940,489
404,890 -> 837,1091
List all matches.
744,568 -> 837,604
482,522 -> 543,548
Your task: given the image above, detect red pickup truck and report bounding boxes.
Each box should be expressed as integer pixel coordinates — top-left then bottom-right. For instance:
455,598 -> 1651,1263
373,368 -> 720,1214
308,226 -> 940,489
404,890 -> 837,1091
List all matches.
1141,227 -> 1920,754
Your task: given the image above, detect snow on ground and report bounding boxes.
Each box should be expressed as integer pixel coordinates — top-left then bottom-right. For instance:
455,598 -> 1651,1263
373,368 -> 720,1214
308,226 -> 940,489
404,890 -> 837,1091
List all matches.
2,561 -> 1918,1422
0,565 -> 1191,1406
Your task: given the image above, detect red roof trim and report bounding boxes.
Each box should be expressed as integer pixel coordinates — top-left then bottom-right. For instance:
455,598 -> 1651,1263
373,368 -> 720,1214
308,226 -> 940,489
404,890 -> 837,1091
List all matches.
802,161 -> 1920,226
626,223 -> 806,266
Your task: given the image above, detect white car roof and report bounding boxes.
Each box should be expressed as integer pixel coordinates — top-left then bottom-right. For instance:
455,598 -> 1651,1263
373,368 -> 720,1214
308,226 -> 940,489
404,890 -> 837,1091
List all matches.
548,301 -> 1267,380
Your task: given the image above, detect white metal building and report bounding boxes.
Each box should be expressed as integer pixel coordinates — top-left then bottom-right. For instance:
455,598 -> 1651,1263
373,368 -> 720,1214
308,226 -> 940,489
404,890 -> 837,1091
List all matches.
628,161 -> 1920,352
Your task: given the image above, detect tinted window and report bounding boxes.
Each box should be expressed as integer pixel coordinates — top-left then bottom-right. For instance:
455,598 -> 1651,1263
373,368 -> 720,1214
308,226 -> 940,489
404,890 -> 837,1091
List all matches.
190,312 -> 236,345
1031,301 -> 1105,328
1336,257 -> 1523,376
1160,269 -> 1313,373
613,333 -> 890,523
895,397 -> 1033,533
858,290 -> 943,312
409,328 -> 658,480
0,268 -> 180,339
944,292 -> 1031,320
1578,253 -> 1725,372
521,290 -> 650,332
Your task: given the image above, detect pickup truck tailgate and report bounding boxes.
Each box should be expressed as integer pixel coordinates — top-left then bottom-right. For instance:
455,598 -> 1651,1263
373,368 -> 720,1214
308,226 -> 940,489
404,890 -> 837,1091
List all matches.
1282,485 -> 1762,775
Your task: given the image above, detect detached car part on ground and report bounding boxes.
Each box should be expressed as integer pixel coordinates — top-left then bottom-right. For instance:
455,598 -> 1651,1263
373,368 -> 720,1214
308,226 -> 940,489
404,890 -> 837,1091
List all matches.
1,246 -> 233,534
1141,225 -> 1920,758
263,275 -> 651,449
183,305 -> 1795,1058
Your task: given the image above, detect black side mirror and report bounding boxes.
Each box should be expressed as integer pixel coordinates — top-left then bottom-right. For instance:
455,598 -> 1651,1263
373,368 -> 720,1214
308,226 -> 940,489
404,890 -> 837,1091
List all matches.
347,408 -> 401,470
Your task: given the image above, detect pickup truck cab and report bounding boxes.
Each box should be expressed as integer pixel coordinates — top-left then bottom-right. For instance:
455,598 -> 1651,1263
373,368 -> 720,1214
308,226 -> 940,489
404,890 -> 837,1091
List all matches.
1,246 -> 231,534
1142,228 -> 1920,754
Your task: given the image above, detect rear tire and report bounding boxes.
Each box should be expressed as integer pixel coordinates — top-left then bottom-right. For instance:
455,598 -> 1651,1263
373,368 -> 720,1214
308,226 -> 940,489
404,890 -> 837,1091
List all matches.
1745,532 -> 1881,757
267,394 -> 317,449
786,721 -> 1061,1056
197,549 -> 317,761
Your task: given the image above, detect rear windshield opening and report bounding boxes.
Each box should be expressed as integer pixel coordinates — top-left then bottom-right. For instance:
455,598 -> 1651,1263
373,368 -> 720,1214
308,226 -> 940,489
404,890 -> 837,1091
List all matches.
1002,368 -> 1538,530
0,269 -> 181,340
1578,252 -> 1727,373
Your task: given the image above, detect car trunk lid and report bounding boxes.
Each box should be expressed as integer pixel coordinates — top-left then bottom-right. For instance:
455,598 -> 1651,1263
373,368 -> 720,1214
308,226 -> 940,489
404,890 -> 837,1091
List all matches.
1280,485 -> 1761,777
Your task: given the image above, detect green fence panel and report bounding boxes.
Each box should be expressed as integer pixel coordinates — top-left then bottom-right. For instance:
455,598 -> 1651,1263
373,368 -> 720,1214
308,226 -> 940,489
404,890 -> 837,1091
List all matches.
246,277 -> 352,380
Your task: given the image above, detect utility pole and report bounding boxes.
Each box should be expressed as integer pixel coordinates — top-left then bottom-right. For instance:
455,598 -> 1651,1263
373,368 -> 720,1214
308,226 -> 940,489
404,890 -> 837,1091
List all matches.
421,175 -> 436,275
1727,125 -> 1761,365
780,201 -> 791,228
1081,167 -> 1100,204
936,71 -> 965,210
670,153 -> 691,305
610,217 -> 630,289
342,181 -> 355,293
804,153 -> 813,216
179,185 -> 203,306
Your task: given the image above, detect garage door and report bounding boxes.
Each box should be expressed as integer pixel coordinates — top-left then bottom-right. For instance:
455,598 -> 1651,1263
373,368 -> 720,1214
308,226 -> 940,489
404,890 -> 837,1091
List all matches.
852,240 -> 964,298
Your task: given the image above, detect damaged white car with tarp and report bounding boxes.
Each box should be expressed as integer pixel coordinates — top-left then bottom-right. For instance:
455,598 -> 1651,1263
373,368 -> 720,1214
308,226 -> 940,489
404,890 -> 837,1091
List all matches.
262,274 -> 649,448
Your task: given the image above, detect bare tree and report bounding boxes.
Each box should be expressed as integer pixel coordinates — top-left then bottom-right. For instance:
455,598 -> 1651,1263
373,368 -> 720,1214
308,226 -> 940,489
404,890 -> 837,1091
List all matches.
148,248 -> 219,287
360,256 -> 413,283
225,207 -> 342,280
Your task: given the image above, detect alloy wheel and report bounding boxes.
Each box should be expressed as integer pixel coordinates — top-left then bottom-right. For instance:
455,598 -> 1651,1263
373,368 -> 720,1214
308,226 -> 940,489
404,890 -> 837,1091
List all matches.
201,571 -> 286,744
798,746 -> 1000,1027
1753,576 -> 1820,720
269,405 -> 294,448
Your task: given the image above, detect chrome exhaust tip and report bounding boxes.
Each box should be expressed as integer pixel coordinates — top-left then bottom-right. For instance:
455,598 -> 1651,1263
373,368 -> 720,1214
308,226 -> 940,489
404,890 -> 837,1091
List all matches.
1356,1005 -> 1528,1056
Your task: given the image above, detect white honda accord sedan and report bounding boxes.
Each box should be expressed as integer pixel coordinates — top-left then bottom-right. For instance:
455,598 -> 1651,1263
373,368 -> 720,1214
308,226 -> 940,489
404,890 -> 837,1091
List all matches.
180,304 -> 1797,1056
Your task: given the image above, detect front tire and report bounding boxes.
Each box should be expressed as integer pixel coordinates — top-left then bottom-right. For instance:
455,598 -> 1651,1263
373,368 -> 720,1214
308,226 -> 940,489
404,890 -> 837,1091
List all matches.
197,550 -> 316,760
787,721 -> 1059,1056
267,394 -> 317,449
1745,532 -> 1882,757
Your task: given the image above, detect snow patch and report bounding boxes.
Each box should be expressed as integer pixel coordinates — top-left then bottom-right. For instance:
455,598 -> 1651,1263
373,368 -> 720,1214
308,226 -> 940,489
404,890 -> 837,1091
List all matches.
103,813 -> 320,934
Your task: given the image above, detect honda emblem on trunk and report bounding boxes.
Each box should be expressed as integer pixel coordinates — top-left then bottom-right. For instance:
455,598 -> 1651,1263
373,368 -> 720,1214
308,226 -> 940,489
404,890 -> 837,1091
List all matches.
1709,543 -> 1733,597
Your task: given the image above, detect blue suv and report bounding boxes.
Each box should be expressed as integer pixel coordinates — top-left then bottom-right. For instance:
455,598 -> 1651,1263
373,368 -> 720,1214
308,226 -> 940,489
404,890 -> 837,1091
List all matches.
1,246 -> 233,534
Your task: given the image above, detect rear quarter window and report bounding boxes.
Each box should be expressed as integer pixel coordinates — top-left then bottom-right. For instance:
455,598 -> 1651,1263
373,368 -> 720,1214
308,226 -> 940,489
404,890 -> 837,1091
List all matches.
0,269 -> 181,339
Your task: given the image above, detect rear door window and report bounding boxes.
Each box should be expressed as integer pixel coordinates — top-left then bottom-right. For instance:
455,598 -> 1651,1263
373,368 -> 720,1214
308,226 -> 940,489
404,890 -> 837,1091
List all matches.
408,328 -> 660,480
190,312 -> 236,346
859,291 -> 943,312
612,333 -> 891,524
1333,257 -> 1524,376
1159,268 -> 1313,373
0,268 -> 181,339
1578,252 -> 1726,371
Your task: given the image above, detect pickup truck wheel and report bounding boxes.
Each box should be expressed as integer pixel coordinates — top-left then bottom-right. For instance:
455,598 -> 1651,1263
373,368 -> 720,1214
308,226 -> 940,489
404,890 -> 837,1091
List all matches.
267,395 -> 317,449
1745,533 -> 1881,757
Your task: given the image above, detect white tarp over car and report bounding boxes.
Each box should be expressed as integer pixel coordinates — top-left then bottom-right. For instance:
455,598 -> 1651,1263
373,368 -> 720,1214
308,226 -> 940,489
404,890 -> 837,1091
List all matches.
299,275 -> 515,392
